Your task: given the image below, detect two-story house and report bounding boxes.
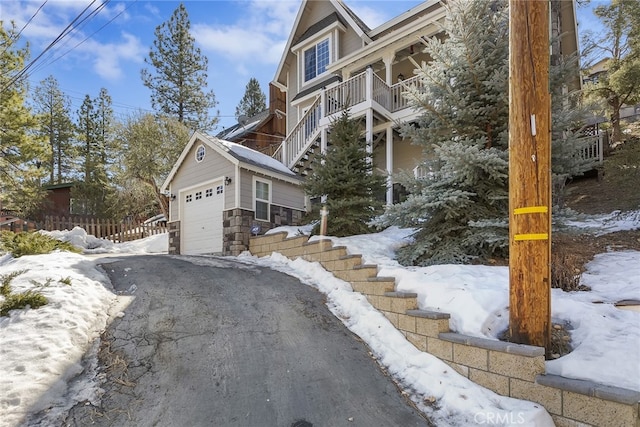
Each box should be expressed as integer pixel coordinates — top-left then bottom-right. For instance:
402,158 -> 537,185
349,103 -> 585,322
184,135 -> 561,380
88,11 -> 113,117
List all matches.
270,0 -> 581,205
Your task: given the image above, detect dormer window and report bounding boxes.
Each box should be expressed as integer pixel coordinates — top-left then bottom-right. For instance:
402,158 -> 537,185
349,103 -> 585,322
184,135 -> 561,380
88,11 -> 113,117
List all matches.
304,39 -> 330,82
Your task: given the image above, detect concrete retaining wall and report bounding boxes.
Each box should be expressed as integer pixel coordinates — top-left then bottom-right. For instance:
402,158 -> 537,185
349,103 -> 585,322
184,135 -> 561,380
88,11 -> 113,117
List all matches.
249,232 -> 640,427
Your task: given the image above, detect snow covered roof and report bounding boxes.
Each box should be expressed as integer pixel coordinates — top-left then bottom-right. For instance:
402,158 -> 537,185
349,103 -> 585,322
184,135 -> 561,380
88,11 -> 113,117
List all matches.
161,131 -> 300,193
201,133 -> 297,178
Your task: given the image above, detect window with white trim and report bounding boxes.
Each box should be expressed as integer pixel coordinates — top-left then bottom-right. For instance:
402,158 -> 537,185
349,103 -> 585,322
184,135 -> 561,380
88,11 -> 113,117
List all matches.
195,145 -> 205,162
304,39 -> 329,82
254,179 -> 271,221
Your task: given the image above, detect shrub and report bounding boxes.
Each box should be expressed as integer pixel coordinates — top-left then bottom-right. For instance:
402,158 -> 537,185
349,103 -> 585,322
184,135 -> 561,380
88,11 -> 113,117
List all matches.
0,291 -> 48,316
551,248 -> 590,291
0,231 -> 81,258
0,270 -> 27,297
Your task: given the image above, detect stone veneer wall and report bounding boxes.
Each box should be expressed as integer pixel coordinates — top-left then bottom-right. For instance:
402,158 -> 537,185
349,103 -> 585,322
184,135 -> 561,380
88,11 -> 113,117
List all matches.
167,220 -> 180,255
249,232 -> 640,427
223,207 -> 304,256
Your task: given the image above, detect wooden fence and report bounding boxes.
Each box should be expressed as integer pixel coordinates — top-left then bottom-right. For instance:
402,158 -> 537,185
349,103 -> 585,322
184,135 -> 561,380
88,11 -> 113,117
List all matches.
41,216 -> 168,243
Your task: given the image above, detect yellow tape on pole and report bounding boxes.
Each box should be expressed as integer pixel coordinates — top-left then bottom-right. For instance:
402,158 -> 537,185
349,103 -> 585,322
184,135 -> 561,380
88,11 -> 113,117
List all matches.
513,206 -> 548,215
514,233 -> 549,241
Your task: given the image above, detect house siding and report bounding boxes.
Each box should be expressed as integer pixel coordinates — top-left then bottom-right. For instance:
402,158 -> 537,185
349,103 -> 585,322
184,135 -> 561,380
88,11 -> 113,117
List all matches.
168,141 -> 235,221
238,169 -> 305,212
339,26 -> 361,59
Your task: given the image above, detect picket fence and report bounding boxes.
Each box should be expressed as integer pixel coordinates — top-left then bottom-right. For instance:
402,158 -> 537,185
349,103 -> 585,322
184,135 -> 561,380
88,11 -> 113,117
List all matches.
42,216 -> 167,243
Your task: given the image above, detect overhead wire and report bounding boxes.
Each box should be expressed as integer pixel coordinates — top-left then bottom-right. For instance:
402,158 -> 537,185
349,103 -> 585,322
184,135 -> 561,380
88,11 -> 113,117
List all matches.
1,0 -> 103,93
0,0 -> 48,58
37,0 -> 136,72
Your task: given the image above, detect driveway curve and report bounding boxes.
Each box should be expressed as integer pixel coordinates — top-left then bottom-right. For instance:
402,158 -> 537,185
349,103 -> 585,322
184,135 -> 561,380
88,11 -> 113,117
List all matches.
65,255 -> 431,427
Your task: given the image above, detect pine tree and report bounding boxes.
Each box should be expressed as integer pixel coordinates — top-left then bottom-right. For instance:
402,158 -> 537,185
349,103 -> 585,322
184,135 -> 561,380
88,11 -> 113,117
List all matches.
0,21 -> 47,217
32,76 -> 76,185
378,0 -> 592,266
550,55 -> 598,209
582,0 -> 640,146
141,3 -> 218,131
378,0 -> 510,266
74,90 -> 115,217
235,78 -> 267,120
302,109 -> 386,237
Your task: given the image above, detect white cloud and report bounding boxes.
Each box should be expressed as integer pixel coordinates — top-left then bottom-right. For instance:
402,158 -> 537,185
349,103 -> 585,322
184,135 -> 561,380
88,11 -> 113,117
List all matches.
88,32 -> 145,80
192,0 -> 297,66
193,24 -> 284,65
345,4 -> 389,29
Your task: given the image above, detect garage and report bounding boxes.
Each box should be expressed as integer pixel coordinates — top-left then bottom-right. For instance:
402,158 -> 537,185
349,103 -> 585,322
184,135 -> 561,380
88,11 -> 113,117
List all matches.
162,131 -> 306,256
180,180 -> 224,255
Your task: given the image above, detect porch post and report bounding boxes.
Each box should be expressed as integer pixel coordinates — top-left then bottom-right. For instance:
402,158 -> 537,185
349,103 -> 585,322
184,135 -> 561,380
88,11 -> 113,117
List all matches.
386,126 -> 394,205
383,53 -> 395,85
365,67 -> 373,164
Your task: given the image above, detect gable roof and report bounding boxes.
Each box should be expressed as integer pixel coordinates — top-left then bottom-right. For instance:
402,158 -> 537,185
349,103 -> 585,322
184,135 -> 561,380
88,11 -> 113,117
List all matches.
161,131 -> 301,193
273,0 -> 371,88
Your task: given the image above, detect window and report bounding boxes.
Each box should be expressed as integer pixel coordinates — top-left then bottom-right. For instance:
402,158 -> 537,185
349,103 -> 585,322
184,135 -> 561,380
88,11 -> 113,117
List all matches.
195,191 -> 202,200
195,145 -> 205,162
254,179 -> 270,221
216,185 -> 223,194
304,39 -> 329,82
205,188 -> 213,197
186,194 -> 192,203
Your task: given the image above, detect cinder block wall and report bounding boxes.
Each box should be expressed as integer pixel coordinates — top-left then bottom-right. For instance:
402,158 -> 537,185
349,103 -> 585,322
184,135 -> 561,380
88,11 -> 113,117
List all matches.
249,233 -> 640,427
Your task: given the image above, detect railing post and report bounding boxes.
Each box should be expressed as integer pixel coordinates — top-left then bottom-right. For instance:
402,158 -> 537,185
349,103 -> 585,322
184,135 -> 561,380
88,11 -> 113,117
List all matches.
321,88 -> 326,119
365,66 -> 373,104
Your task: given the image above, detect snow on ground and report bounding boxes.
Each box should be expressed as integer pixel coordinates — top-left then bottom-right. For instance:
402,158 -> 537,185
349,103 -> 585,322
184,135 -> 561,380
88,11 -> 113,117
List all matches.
0,210 -> 638,426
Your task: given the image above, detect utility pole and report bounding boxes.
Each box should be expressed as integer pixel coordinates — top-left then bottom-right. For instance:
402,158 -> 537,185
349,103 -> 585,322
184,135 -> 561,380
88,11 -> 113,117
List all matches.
508,0 -> 551,353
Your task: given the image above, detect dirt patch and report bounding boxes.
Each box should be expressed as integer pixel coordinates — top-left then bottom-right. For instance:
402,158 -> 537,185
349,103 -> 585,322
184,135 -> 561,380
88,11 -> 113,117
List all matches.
555,139 -> 640,275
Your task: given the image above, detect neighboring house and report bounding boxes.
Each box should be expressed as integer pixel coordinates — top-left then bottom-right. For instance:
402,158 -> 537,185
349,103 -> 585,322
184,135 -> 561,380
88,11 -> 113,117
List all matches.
270,0 -> 581,204
161,131 -> 306,256
216,84 -> 287,157
583,57 -> 640,122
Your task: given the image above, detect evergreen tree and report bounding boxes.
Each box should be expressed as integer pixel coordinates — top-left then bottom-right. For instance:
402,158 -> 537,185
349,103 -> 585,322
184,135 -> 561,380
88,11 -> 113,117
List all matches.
74,90 -> 115,217
141,3 -> 218,131
0,21 -> 47,217
32,76 -> 76,185
302,109 -> 386,237
378,0 -> 592,266
581,0 -> 640,146
235,77 -> 267,119
550,55 -> 598,209
115,113 -> 190,219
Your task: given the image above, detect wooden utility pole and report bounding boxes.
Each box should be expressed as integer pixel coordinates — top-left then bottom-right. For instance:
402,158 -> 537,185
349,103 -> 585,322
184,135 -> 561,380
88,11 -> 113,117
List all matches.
508,0 -> 551,352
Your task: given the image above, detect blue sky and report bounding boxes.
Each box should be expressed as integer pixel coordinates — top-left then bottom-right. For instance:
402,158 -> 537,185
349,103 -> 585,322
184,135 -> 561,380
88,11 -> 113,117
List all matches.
2,0 -> 606,132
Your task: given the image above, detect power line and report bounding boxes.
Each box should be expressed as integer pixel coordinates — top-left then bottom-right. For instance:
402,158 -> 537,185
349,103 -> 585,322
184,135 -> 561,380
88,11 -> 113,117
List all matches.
0,0 -> 48,58
37,0 -> 137,73
1,0 -> 104,93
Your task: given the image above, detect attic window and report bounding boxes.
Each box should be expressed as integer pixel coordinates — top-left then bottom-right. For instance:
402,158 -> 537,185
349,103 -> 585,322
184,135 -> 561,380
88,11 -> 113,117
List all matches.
195,145 -> 205,162
304,38 -> 329,82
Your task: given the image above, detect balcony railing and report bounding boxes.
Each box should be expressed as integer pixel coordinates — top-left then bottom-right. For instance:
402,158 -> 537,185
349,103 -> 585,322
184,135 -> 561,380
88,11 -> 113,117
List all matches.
276,68 -> 425,169
273,96 -> 322,167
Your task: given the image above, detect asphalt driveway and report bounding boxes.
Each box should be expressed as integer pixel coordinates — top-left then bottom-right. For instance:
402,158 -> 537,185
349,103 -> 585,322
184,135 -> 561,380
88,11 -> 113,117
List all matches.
64,255 -> 431,427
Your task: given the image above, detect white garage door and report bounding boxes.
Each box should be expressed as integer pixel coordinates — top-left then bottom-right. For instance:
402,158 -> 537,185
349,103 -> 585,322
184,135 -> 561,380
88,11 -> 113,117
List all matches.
181,181 -> 224,255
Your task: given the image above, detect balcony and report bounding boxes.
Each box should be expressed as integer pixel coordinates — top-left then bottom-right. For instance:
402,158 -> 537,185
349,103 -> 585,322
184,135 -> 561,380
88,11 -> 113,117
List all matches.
274,68 -> 423,170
